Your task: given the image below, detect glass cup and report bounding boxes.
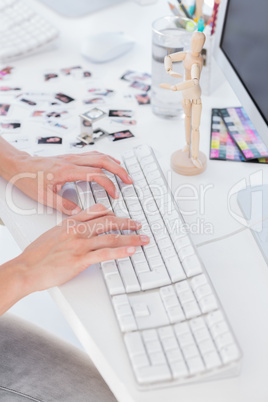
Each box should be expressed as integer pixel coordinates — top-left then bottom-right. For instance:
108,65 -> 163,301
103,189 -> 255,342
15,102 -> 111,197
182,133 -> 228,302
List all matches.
151,16 -> 196,119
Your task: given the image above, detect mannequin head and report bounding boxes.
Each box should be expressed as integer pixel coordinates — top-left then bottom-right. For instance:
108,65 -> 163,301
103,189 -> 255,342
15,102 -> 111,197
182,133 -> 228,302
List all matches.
191,32 -> 206,55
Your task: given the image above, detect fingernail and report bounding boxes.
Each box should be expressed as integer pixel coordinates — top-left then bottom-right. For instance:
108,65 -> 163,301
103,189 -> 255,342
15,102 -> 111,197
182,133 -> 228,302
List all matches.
127,247 -> 136,254
135,221 -> 142,229
127,174 -> 133,182
71,207 -> 81,215
114,190 -> 119,198
140,235 -> 150,243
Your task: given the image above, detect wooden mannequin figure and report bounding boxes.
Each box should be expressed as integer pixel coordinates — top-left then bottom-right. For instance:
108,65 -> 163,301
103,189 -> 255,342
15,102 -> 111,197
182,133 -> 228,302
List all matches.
161,31 -> 207,175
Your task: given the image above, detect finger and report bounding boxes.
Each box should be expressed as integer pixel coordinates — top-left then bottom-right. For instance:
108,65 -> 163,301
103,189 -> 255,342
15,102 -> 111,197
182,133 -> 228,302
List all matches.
72,154 -> 132,184
169,71 -> 182,78
52,194 -> 81,215
84,233 -> 150,251
160,83 -> 172,89
61,167 -> 119,199
81,216 -> 142,237
74,204 -> 115,222
83,246 -> 137,266
73,151 -> 121,165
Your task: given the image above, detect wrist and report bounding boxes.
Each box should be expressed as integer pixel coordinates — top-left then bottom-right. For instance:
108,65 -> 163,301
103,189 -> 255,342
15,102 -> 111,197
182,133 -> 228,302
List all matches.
0,256 -> 30,315
0,148 -> 31,181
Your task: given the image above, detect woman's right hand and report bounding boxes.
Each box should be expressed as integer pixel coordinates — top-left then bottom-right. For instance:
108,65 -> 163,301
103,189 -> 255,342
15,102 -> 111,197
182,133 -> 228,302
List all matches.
0,204 -> 150,314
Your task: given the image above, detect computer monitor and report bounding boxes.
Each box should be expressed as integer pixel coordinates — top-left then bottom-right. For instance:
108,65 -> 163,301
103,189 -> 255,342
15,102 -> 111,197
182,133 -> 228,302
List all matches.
38,0 -> 126,18
214,0 -> 268,147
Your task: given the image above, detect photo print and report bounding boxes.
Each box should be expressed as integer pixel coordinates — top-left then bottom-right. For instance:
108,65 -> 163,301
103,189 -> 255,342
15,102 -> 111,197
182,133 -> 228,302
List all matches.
0,103 -> 12,116
55,92 -> 75,104
0,66 -> 14,80
38,136 -> 62,144
109,109 -> 133,118
121,70 -> 151,82
135,93 -> 150,105
109,129 -> 134,142
0,121 -> 21,131
130,81 -> 151,92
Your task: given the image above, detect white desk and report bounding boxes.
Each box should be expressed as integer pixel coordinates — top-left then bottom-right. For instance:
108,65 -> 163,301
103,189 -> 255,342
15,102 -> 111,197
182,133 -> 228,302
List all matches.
1,1 -> 268,401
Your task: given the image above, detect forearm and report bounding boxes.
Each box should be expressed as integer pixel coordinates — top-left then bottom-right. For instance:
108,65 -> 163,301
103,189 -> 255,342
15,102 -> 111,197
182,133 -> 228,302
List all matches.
0,257 -> 28,316
173,79 -> 196,91
0,137 -> 30,181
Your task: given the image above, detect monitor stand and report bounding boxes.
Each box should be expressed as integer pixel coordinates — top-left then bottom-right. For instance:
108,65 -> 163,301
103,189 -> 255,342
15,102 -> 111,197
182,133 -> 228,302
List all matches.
38,0 -> 125,18
237,184 -> 268,264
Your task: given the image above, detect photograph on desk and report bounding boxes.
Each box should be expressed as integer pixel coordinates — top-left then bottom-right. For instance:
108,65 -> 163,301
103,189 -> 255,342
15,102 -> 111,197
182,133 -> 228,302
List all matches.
109,109 -> 133,118
135,93 -> 150,105
44,71 -> 59,82
210,108 -> 268,164
129,80 -> 151,92
0,103 -> 12,116
55,92 -> 75,104
37,136 -> 62,144
87,88 -> 114,97
30,110 -> 70,120
0,86 -> 21,94
120,70 -> 151,82
0,121 -> 21,132
109,129 -> 134,141
0,66 -> 14,80
83,97 -> 106,105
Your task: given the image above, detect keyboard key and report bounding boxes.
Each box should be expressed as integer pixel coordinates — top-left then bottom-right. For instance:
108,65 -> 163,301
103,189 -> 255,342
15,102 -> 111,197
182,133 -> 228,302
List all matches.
206,310 -> 225,327
164,256 -> 186,283
150,351 -> 167,366
174,235 -> 191,252
198,338 -> 217,355
118,314 -> 137,332
117,258 -> 140,293
135,364 -> 171,384
210,321 -> 229,339
142,329 -> 158,342
139,269 -> 170,290
193,327 -> 211,343
101,260 -> 118,275
178,245 -> 195,261
182,300 -> 201,319
199,295 -> 218,313
181,343 -> 199,359
183,254 -> 203,277
125,332 -> 146,356
203,351 -> 222,369
215,332 -> 235,350
132,303 -> 150,318
170,360 -> 188,378
105,273 -> 125,295
132,354 -> 150,369
190,274 -> 208,291
145,340 -> 162,354
195,284 -> 213,300
161,336 -> 178,352
166,348 -> 183,363
160,286 -> 176,298
167,305 -> 185,323
187,355 -> 205,375
158,326 -> 174,339
220,344 -> 240,364
112,294 -> 129,307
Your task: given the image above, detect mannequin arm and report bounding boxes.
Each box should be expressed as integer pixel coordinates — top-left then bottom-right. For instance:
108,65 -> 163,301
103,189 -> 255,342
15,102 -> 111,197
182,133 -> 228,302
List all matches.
191,63 -> 200,81
160,79 -> 196,91
164,52 -> 187,78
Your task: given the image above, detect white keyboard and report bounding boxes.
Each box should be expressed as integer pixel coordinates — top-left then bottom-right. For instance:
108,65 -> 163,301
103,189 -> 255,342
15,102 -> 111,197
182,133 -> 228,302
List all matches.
72,145 -> 242,388
0,0 -> 58,62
